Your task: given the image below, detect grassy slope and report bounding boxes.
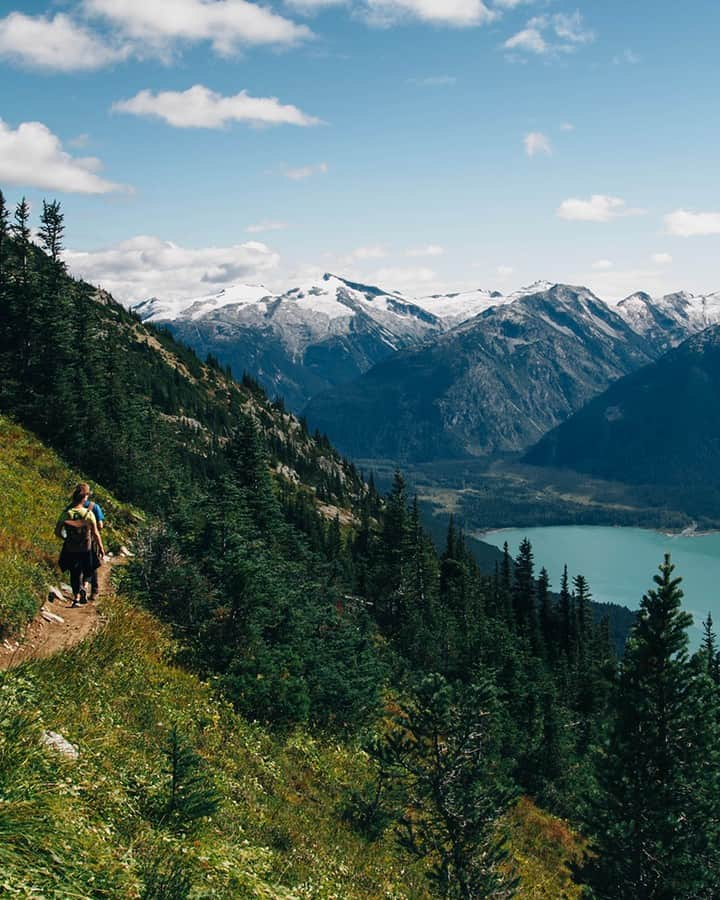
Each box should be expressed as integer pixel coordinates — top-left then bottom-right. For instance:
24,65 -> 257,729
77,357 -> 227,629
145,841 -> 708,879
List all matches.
0,418 -> 588,897
0,417 -> 428,896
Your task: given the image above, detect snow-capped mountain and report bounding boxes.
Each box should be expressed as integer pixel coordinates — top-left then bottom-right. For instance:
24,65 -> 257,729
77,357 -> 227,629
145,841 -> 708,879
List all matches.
134,274 -> 459,409
615,290 -> 720,352
134,273 -> 720,425
133,273 -> 529,409
305,283 -> 655,461
133,283 -> 274,324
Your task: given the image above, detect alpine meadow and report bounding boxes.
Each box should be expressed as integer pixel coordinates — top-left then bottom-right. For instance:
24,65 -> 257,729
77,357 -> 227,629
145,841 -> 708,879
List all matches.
2,1 -> 720,897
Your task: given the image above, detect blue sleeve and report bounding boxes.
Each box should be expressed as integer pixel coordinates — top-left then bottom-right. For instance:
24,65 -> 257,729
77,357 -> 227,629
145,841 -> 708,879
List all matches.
93,502 -> 105,523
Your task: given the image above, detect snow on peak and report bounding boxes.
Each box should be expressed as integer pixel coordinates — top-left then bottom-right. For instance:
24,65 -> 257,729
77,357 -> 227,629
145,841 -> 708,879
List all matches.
133,283 -> 271,323
413,287 -> 510,323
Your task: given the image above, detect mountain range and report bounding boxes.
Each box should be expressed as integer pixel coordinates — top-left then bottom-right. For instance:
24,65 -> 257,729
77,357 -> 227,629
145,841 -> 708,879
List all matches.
133,275 -> 566,411
135,275 -> 720,464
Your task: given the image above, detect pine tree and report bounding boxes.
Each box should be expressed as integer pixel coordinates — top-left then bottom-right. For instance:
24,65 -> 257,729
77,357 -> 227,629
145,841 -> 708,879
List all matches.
537,567 -> 554,651
513,538 -> 541,651
9,197 -> 34,372
372,469 -> 407,634
0,189 -> 9,358
558,565 -> 574,659
701,612 -> 720,685
0,188 -> 8,289
376,673 -> 518,898
587,555 -> 720,898
160,725 -> 220,830
38,199 -> 65,265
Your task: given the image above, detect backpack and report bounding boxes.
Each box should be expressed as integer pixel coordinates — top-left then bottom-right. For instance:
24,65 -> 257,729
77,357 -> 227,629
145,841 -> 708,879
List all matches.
63,508 -> 93,553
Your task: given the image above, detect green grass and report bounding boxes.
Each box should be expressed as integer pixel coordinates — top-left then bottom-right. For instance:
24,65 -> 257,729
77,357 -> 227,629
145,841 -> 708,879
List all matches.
0,415 -> 141,636
1,598 -> 429,897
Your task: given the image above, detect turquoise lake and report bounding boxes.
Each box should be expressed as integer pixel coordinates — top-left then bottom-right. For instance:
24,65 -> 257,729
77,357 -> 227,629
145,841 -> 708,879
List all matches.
479,526 -> 720,642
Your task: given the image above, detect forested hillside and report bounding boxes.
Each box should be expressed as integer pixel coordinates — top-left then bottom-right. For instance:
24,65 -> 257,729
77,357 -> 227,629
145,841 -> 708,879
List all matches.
3,192 -> 720,897
526,325 -> 720,519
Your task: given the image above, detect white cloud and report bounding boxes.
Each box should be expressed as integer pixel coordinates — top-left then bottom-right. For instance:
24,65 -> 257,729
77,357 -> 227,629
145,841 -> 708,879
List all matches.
524,131 -> 552,157
0,12 -> 130,71
406,244 -> 445,257
493,0 -> 537,7
504,12 -> 593,56
246,221 -> 289,233
0,119 -> 126,194
652,253 -> 673,265
65,234 -> 279,303
592,259 -> 614,270
552,11 -> 593,44
83,0 -> 311,55
560,122 -> 574,132
282,161 -> 328,180
504,20 -> 546,53
363,0 -> 496,27
113,85 -> 321,129
349,245 -> 388,260
664,209 -> 720,238
557,194 -> 644,223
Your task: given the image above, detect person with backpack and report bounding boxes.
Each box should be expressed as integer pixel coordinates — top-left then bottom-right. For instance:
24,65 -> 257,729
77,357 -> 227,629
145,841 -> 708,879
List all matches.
55,483 -> 105,607
83,493 -> 105,600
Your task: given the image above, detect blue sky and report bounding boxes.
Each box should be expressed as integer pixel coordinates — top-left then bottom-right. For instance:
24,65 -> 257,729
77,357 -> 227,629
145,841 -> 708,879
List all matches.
1,0 -> 719,303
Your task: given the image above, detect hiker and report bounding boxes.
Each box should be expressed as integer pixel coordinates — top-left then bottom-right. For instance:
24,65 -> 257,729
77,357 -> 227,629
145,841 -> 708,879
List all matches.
55,483 -> 105,607
83,491 -> 105,600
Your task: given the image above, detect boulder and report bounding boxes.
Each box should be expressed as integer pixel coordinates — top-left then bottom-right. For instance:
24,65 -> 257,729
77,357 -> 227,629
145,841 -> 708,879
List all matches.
41,730 -> 79,760
41,608 -> 65,625
47,586 -> 64,604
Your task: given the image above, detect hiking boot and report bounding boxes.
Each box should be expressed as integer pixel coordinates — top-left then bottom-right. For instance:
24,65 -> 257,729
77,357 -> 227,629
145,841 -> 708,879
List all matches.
90,591 -> 99,601
71,599 -> 80,608
78,589 -> 88,605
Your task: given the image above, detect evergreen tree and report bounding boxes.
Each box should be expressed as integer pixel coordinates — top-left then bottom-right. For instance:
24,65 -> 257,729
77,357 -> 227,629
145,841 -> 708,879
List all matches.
586,555 -> 720,898
0,188 -> 8,288
159,725 -> 220,831
373,469 -> 408,634
513,538 -> 541,651
38,199 -> 65,265
376,673 -> 518,899
558,565 -> 574,659
701,612 -> 720,685
537,567 -> 554,650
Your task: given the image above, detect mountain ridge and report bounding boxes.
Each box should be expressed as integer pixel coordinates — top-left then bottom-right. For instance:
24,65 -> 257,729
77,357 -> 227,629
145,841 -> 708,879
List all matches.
304,283 -> 657,461
133,274 -> 720,417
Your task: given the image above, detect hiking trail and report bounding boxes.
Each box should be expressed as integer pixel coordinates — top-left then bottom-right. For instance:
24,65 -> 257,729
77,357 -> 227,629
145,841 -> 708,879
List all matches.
0,558 -> 121,670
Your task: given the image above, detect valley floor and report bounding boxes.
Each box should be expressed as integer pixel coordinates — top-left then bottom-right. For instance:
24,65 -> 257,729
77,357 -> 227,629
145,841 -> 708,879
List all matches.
359,456 -> 708,539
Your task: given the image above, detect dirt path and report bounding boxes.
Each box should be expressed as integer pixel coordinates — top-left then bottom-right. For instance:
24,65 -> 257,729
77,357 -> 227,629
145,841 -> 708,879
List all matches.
0,559 -> 120,670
